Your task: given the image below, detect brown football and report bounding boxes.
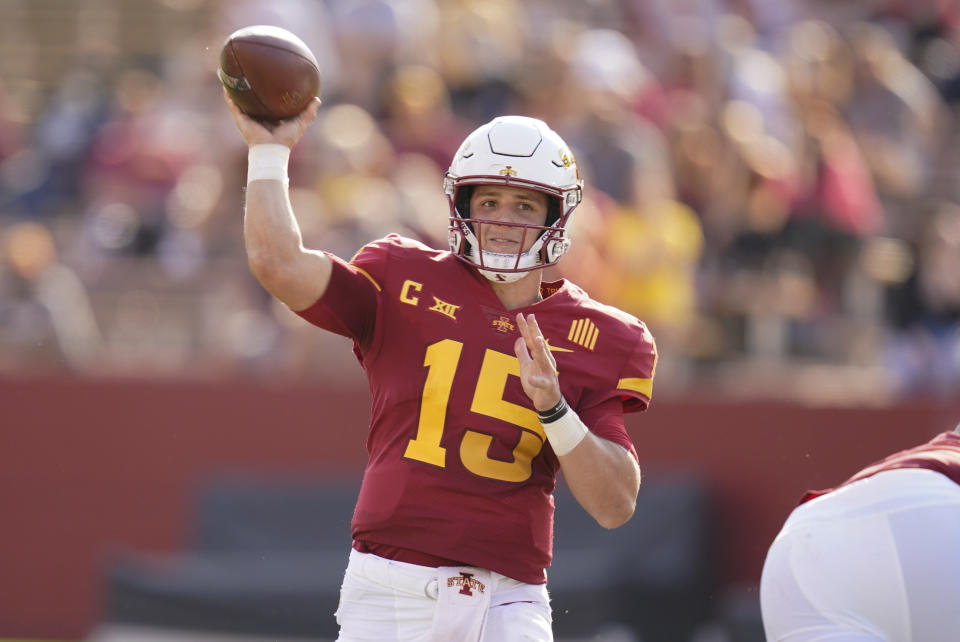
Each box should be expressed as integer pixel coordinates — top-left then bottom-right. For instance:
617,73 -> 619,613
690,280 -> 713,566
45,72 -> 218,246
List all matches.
218,25 -> 321,123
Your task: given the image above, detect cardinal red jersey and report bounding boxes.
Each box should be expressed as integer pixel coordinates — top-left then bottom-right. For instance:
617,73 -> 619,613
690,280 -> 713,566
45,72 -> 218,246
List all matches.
801,431 -> 960,504
296,234 -> 656,583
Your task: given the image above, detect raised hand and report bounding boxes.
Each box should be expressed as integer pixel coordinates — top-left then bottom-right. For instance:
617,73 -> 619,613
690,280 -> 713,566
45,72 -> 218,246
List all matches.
223,88 -> 321,149
514,313 -> 562,412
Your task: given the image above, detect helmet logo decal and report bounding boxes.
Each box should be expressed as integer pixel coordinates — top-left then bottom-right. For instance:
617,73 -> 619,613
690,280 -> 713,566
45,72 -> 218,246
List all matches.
498,166 -> 518,177
552,150 -> 577,170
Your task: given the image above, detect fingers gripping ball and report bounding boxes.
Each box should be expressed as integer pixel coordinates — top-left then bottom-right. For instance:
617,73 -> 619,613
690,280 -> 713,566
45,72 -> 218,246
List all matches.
218,25 -> 321,123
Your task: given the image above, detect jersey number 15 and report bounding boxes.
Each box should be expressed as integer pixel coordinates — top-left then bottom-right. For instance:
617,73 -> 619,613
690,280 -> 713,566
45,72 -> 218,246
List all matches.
404,339 -> 547,483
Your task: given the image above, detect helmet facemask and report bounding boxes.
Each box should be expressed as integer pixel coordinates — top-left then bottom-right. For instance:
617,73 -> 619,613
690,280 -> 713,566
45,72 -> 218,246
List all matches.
448,182 -> 572,282
444,116 -> 583,282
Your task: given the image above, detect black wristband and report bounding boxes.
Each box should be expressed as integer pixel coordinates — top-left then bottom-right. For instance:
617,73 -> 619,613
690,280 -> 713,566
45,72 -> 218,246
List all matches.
537,397 -> 569,424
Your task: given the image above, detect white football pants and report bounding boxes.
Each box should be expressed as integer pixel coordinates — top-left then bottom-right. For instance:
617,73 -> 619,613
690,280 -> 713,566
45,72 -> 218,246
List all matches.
760,468 -> 960,641
335,549 -> 553,642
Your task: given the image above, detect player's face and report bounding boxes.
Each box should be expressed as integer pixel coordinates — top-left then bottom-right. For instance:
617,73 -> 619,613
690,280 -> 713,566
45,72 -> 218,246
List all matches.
469,186 -> 549,253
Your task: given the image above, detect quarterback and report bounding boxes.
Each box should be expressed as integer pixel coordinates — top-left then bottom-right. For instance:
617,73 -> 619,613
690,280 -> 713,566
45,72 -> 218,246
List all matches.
225,92 -> 656,641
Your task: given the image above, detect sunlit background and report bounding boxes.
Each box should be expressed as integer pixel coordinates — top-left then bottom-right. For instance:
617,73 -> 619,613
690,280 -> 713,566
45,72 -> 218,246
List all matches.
1,0 -> 959,641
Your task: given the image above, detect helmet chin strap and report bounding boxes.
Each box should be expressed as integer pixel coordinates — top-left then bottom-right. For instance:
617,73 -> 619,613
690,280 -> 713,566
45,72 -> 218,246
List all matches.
469,245 -> 539,283
479,267 -> 533,283
466,227 -> 553,282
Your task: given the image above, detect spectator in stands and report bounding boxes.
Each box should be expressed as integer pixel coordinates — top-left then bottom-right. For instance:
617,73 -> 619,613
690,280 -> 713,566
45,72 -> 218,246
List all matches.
843,21 -> 947,204
0,221 -> 103,372
379,64 -> 471,171
885,202 -> 960,395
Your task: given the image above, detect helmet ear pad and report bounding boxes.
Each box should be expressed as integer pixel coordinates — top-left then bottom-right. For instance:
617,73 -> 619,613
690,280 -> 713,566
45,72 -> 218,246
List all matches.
455,185 -> 475,222
545,197 -> 561,227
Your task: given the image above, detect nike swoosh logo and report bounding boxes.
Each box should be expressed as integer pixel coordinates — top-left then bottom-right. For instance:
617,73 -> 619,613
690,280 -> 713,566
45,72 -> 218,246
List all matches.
545,339 -> 575,353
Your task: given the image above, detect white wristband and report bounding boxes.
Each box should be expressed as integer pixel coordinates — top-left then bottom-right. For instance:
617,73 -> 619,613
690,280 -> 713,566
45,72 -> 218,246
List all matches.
247,144 -> 290,185
542,407 -> 588,456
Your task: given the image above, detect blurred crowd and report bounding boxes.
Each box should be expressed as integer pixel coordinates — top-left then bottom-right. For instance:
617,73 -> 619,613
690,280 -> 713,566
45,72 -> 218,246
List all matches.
1,0 -> 959,403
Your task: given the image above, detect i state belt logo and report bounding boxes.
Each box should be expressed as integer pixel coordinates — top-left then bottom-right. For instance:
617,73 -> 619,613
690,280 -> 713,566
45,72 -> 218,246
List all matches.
448,571 -> 486,596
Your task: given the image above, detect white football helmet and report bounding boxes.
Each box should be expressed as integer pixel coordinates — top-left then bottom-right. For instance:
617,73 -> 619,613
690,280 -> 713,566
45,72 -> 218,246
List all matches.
444,116 -> 583,282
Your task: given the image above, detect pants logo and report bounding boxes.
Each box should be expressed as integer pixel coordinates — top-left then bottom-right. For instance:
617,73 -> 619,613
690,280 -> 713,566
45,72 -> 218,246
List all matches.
447,571 -> 486,596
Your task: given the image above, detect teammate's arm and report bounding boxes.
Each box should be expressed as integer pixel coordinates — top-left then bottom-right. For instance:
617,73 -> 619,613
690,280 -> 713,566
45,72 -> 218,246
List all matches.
224,90 -> 331,311
515,313 -> 641,529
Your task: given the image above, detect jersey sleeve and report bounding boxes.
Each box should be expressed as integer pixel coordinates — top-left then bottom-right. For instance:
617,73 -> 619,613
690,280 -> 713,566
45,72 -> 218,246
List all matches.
609,320 -> 657,413
578,395 -> 639,463
567,319 -> 655,463
293,238 -> 392,350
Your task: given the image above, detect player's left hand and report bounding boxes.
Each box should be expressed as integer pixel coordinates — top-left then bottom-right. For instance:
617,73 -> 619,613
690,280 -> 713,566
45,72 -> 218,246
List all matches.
515,313 -> 563,412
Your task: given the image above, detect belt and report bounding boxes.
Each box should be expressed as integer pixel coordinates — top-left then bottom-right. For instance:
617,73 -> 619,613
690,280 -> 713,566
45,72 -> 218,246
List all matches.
350,549 -> 440,599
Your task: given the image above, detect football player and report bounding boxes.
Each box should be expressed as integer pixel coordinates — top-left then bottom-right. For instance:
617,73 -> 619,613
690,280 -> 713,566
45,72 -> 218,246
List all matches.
760,422 -> 960,641
225,92 -> 656,641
